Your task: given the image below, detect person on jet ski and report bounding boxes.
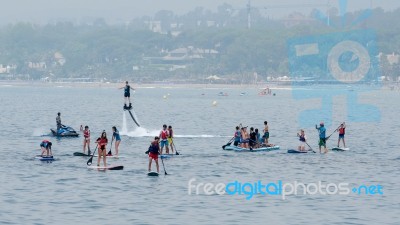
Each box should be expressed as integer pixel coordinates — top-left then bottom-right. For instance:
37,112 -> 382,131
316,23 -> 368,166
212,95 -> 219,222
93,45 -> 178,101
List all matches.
56,112 -> 62,131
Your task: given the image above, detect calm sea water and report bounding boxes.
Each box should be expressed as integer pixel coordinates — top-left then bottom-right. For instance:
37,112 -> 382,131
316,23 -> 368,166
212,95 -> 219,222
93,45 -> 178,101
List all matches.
0,83 -> 399,225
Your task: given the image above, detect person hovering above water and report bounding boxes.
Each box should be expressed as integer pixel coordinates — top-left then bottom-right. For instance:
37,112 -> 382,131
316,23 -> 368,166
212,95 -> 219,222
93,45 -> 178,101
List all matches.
40,140 -> 53,156
83,125 -> 91,155
297,129 -> 307,152
148,136 -> 160,173
316,122 -> 328,153
159,124 -> 170,154
167,125 -> 174,154
119,81 -> 135,110
111,126 -> 121,156
337,122 -> 346,148
96,131 -> 108,167
56,112 -> 62,131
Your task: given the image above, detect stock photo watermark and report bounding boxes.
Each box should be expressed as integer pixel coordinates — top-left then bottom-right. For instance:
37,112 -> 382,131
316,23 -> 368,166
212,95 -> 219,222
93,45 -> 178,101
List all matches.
188,178 -> 383,200
288,0 -> 381,128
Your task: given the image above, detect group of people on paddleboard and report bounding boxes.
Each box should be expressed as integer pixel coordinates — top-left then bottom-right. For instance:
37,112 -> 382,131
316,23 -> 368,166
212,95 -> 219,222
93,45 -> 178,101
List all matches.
295,121 -> 346,153
145,124 -> 175,173
233,121 -> 275,149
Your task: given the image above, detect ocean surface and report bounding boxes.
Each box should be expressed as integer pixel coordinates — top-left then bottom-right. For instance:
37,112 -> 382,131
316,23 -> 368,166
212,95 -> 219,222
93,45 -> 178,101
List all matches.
0,83 -> 399,225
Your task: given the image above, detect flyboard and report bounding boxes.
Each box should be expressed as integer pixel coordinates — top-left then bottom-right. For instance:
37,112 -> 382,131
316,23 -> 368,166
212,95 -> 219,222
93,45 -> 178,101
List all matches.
124,104 -> 141,127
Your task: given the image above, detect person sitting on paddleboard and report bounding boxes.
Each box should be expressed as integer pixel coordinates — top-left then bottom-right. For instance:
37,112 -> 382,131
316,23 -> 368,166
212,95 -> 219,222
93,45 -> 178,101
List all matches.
83,125 -> 90,155
233,126 -> 241,146
240,127 -> 249,148
255,128 -> 261,148
337,122 -> 346,148
297,129 -> 307,152
249,127 -> 257,148
111,126 -> 121,156
316,122 -> 328,153
40,140 -> 52,156
167,125 -> 174,154
96,131 -> 108,167
119,81 -> 135,109
159,124 -> 170,154
148,136 -> 160,173
262,121 -> 269,145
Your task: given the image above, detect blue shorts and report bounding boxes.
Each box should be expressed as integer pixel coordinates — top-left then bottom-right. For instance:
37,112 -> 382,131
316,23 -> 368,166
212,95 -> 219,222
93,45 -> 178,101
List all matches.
160,139 -> 169,148
339,134 -> 345,139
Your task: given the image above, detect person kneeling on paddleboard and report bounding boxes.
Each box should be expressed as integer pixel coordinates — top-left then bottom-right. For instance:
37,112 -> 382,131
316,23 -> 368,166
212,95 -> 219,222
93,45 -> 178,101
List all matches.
297,129 -> 307,152
40,140 -> 52,156
148,136 -> 160,173
96,131 -> 108,167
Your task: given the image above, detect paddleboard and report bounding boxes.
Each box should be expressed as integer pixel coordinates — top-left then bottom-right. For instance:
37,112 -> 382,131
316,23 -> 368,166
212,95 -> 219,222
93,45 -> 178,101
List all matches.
287,149 -> 310,154
94,155 -> 125,158
159,154 -> 176,158
73,152 -> 91,156
331,147 -> 350,151
35,155 -> 55,161
147,171 -> 159,176
87,165 -> 124,170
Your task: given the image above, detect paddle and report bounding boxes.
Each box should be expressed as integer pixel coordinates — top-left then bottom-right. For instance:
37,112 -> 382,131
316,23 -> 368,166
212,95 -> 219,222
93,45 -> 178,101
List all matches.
326,124 -> 342,141
172,142 -> 180,155
222,137 -> 235,149
160,156 -> 168,175
107,138 -> 114,156
305,142 -> 316,153
87,145 -> 98,166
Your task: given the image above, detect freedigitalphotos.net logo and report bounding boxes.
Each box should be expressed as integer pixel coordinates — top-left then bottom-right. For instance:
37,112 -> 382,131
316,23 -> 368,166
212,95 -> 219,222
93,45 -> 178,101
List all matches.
288,0 -> 381,128
188,178 -> 383,200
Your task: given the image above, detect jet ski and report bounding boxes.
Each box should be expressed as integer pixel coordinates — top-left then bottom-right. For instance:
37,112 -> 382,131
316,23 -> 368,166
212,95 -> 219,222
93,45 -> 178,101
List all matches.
51,125 -> 79,137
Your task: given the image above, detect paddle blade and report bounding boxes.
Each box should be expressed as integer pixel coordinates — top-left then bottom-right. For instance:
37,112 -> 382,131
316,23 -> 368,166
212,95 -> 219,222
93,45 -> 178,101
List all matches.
87,156 -> 94,166
175,151 -> 180,155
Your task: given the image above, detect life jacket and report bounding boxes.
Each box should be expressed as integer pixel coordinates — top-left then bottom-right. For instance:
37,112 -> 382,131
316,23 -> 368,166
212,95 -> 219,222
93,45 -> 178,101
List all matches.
149,141 -> 159,153
124,85 -> 130,94
98,137 -> 107,146
168,129 -> 173,138
339,127 -> 345,135
161,130 -> 168,139
84,130 -> 90,138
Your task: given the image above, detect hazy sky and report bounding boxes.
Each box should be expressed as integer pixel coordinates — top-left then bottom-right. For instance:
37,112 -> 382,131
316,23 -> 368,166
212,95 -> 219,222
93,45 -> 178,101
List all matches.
1,0 -> 399,25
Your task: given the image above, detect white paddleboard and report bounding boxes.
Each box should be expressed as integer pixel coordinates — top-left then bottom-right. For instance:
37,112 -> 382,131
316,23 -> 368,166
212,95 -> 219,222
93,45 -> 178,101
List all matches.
87,165 -> 124,170
331,147 -> 350,151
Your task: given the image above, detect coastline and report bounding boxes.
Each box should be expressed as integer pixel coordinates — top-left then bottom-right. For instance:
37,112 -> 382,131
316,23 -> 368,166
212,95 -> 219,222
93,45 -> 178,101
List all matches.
0,80 -> 398,90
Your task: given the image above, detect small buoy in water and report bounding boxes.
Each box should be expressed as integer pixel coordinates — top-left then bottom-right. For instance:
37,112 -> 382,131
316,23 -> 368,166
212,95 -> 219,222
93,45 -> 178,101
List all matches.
273,93 -> 276,96
163,95 -> 167,99
212,100 -> 217,106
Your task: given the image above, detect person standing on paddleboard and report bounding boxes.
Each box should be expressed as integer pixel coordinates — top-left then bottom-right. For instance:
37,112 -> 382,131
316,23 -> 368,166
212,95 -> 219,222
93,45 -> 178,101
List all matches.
159,124 -> 170,154
40,140 -> 52,156
316,122 -> 328,153
167,125 -> 174,154
148,136 -> 160,173
56,112 -> 62,132
119,81 -> 135,110
111,126 -> 121,156
262,121 -> 269,145
83,126 -> 90,155
297,129 -> 307,152
337,122 -> 346,148
96,131 -> 108,167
